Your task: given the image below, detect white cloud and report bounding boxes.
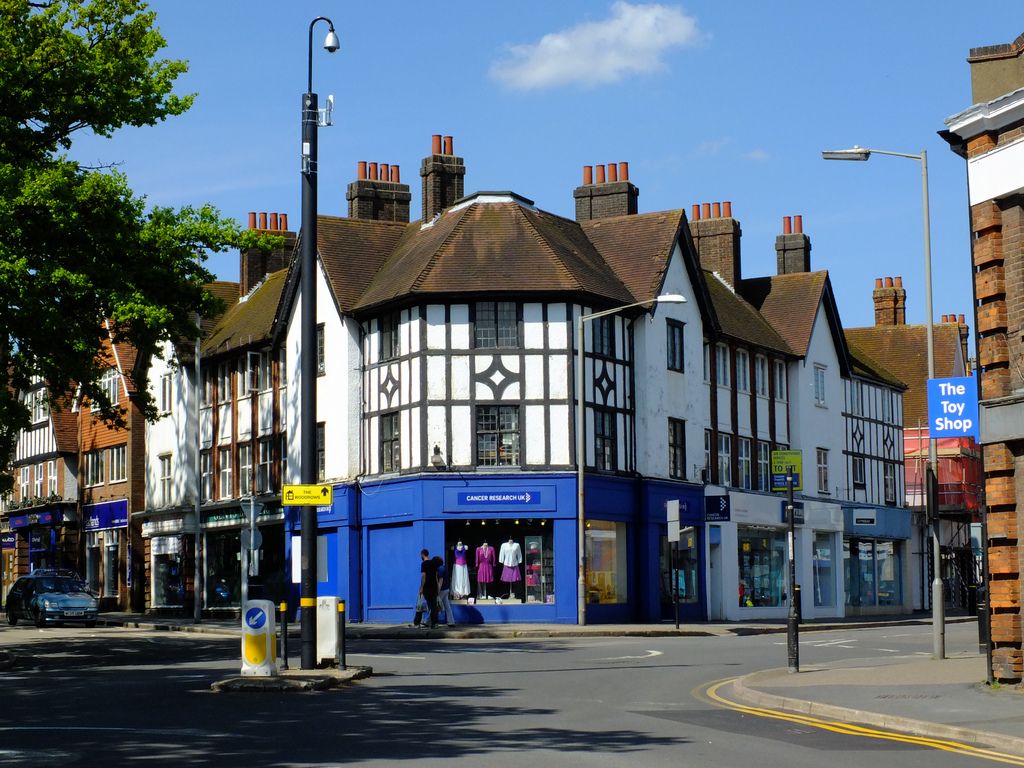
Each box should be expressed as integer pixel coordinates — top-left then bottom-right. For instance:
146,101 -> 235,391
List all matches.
490,2 -> 702,90
745,149 -> 770,162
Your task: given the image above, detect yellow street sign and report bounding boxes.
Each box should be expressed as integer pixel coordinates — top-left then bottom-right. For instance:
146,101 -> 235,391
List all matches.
770,450 -> 803,492
282,484 -> 333,506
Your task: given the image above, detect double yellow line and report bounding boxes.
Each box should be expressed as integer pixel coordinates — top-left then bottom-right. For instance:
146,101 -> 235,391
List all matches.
703,679 -> 1024,766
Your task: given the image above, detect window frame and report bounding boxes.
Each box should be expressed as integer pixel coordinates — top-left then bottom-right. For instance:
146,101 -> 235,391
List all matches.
159,453 -> 172,506
238,442 -> 253,497
474,301 -> 519,349
201,450 -> 213,502
884,463 -> 896,504
316,422 -> 326,481
593,407 -> 617,471
476,405 -> 521,467
33,463 -> 43,498
735,349 -> 750,393
160,372 -> 173,414
816,447 -> 830,495
717,433 -> 732,486
667,320 -> 685,372
257,438 -> 272,494
109,445 -> 127,483
594,316 -> 615,358
774,360 -> 788,401
715,344 -> 731,387
754,355 -> 769,397
380,412 -> 401,473
814,364 -> 827,407
84,449 -> 105,487
379,312 -> 400,362
852,455 -> 866,488
47,460 -> 56,497
668,418 -> 686,479
218,446 -> 232,499
316,323 -> 326,376
738,437 -> 752,489
757,442 -> 770,490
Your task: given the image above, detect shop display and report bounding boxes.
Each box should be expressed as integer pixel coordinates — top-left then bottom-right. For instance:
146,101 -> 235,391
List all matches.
498,536 -> 522,599
475,541 -> 495,598
451,541 -> 471,599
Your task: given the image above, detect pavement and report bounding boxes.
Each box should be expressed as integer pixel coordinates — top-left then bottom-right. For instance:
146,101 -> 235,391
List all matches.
4,611 -> 1022,752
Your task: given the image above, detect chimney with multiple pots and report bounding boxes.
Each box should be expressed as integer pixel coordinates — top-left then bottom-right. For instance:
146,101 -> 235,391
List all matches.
573,162 -> 639,221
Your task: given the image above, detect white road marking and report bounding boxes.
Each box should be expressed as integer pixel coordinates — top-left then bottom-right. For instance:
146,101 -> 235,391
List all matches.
347,653 -> 424,660
591,649 -> 663,661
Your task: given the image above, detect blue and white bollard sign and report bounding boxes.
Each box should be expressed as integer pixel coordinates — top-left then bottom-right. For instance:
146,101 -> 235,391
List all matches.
241,599 -> 277,677
926,375 -> 979,439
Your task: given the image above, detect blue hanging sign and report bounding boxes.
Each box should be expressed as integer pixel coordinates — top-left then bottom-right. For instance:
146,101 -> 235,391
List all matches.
927,376 -> 979,439
704,495 -> 731,522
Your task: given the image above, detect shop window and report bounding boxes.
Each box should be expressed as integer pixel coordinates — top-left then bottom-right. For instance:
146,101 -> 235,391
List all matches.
586,520 -> 627,604
660,532 -> 699,607
668,418 -> 686,479
474,301 -> 518,348
85,532 -> 100,593
737,528 -> 786,607
443,520 -> 554,604
813,532 -> 835,607
667,319 -> 685,372
380,412 -> 400,473
844,538 -> 902,608
476,405 -> 520,467
151,536 -> 184,608
594,408 -> 616,471
109,445 -> 127,483
207,529 -> 242,608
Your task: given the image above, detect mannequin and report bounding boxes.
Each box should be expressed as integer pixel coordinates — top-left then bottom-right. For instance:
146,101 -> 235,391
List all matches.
475,540 -> 495,599
498,536 -> 523,600
452,541 -> 471,599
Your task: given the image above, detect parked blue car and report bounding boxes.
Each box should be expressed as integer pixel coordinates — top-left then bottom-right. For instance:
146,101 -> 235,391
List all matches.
5,569 -> 99,628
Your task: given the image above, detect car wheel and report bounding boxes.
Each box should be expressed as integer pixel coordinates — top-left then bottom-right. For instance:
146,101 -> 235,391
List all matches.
6,608 -> 16,626
33,608 -> 45,628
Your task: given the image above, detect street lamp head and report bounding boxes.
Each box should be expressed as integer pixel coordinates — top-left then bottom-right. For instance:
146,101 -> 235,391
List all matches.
655,294 -> 687,305
323,27 -> 341,53
821,146 -> 870,161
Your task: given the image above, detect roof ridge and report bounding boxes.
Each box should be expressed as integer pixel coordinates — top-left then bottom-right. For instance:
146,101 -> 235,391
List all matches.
409,206 -> 470,292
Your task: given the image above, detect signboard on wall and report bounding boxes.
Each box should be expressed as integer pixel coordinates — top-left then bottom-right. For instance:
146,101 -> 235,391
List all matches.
83,500 -> 128,531
444,486 -> 556,512
770,450 -> 803,492
704,495 -> 731,522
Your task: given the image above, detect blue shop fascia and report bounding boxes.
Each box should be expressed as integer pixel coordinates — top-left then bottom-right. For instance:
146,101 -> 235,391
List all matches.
286,472 -> 706,625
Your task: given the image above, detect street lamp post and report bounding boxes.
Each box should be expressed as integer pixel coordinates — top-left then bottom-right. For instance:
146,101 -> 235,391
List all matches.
299,15 -> 339,670
822,145 -> 944,660
576,294 -> 686,625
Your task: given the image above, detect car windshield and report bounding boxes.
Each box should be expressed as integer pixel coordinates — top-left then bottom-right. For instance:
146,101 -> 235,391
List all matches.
36,577 -> 87,594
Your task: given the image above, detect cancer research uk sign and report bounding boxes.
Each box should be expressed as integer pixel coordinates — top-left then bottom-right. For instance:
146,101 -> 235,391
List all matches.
927,376 -> 979,439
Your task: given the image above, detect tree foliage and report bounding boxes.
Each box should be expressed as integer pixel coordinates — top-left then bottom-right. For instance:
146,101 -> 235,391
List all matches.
0,0 -> 277,493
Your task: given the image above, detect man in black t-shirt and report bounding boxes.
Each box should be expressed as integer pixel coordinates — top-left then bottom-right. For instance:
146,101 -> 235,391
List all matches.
417,549 -> 440,629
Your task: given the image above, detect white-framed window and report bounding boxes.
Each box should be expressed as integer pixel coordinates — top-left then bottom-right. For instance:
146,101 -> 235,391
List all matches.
703,342 -> 710,382
774,360 -> 787,401
754,356 -> 769,397
814,365 -> 827,406
757,442 -> 770,490
816,447 -> 830,495
257,438 -> 273,493
715,344 -> 730,387
20,467 -> 29,499
850,380 -> 863,416
201,368 -> 213,406
238,443 -> 253,496
92,368 -> 119,410
317,324 -> 326,376
738,437 -> 752,489
717,433 -> 732,486
280,433 -> 288,486
160,372 -> 173,413
159,454 -> 172,506
247,350 -> 272,393
852,456 -> 865,487
735,350 -> 749,392
201,450 -> 213,502
884,463 -> 896,504
47,460 -> 56,496
84,449 -> 105,487
217,361 -> 232,403
109,445 -> 127,483
218,446 -> 232,499
34,463 -> 43,498
30,390 -> 48,423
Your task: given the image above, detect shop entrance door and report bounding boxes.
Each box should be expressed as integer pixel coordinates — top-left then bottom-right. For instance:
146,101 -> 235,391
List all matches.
1,549 -> 15,607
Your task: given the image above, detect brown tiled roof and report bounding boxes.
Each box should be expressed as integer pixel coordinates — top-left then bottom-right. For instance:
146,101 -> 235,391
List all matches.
203,281 -> 242,335
317,217 -> 411,313
703,271 -> 792,354
582,210 -> 684,302
203,269 -> 288,355
51,409 -> 78,454
844,323 -> 963,427
740,272 -> 828,357
352,200 -> 634,312
844,336 -> 906,389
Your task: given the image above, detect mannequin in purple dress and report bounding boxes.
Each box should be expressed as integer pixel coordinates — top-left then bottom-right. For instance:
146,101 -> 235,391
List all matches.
452,542 -> 471,599
475,541 -> 495,599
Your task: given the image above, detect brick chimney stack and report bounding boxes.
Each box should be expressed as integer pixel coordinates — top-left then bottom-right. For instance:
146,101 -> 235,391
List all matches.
241,211 -> 296,296
873,275 -> 907,326
573,162 -> 639,221
347,160 -> 412,222
775,215 -> 812,274
420,134 -> 466,222
689,200 -> 742,288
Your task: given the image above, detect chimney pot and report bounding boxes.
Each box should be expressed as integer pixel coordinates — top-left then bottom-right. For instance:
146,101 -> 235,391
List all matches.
432,134 -> 442,154
443,135 -> 453,155
958,313 -> 966,324
607,163 -> 618,182
247,211 -> 257,229
357,160 -> 367,180
712,202 -> 721,218
941,314 -> 948,323
369,162 -> 378,181
691,204 -> 700,220
701,202 -> 712,219
794,215 -> 803,234
782,216 -> 792,235
390,164 -> 399,183
596,165 -> 606,184
874,277 -> 883,289
382,163 -> 391,182
258,212 -> 268,230
884,276 -> 894,287
619,161 -> 629,181
269,212 -> 279,230
723,201 -> 732,218
280,213 -> 288,230
583,165 -> 593,185
894,276 -> 903,287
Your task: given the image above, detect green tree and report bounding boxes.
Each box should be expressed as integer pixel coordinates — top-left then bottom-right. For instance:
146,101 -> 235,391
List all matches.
0,0 -> 274,493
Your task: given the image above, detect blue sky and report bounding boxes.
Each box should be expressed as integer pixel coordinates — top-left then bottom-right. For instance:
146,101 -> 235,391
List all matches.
71,1 -> 1023,342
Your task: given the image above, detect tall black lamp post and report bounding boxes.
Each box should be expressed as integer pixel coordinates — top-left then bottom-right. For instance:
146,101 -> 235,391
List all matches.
299,15 -> 339,671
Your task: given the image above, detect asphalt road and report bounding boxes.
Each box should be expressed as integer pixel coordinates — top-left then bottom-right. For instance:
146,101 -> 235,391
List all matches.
0,621 -> 994,766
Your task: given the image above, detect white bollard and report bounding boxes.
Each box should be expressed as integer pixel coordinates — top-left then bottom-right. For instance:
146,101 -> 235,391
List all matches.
241,599 -> 278,677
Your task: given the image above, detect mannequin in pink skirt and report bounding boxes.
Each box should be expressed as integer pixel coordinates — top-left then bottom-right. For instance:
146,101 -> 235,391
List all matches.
475,541 -> 495,599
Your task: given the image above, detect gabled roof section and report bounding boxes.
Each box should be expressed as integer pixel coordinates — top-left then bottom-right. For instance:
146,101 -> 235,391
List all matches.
582,209 -> 684,301
844,335 -> 907,390
203,281 -> 242,335
740,272 -> 827,357
51,409 -> 78,454
845,323 -> 963,427
703,272 -> 792,354
203,269 -> 288,355
352,198 -> 635,312
318,216 -> 411,313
